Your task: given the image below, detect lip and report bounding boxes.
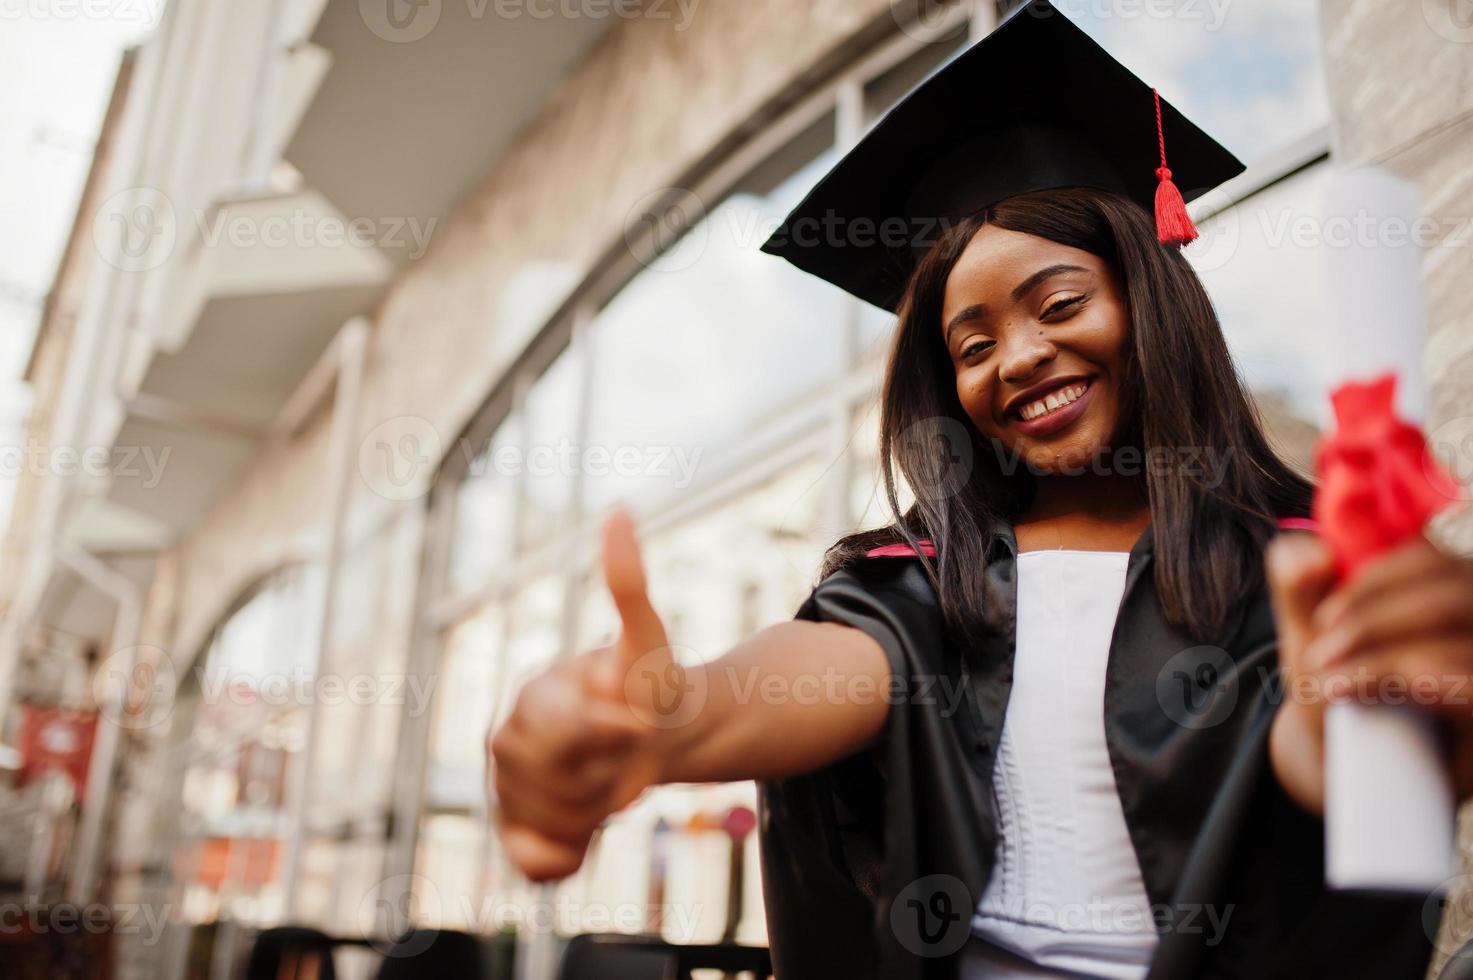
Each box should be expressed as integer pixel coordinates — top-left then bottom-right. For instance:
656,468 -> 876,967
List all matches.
1008,377 -> 1097,439
1002,374 -> 1095,419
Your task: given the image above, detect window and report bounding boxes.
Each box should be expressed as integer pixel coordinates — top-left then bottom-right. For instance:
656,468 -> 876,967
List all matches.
169,564 -> 324,931
449,411 -> 522,590
519,345 -> 583,548
581,112 -> 847,514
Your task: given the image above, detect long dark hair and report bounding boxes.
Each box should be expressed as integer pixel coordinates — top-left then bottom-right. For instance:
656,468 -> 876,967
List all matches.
824,186 -> 1312,644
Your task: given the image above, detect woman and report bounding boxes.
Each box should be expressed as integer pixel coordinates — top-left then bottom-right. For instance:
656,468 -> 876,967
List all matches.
488,4 -> 1473,978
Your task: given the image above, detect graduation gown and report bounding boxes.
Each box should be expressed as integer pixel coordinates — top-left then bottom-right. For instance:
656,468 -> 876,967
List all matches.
755,520 -> 1440,979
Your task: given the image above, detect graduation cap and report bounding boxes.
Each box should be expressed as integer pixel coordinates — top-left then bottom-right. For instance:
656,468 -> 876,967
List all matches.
760,0 -> 1246,312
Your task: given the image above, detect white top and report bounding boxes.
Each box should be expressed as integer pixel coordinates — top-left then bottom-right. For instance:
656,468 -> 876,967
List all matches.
966,550 -> 1159,980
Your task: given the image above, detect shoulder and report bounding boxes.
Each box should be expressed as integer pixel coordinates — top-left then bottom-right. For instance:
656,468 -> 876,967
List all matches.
799,545 -> 945,651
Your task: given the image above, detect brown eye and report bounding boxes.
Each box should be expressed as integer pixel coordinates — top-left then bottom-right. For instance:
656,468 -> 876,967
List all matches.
961,339 -> 995,360
1042,295 -> 1086,319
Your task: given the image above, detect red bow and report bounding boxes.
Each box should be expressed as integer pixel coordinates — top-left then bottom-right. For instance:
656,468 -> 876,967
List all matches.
1313,373 -> 1460,576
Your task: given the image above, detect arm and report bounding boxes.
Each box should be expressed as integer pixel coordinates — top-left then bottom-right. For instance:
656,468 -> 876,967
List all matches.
488,508 -> 892,881
654,618 -> 893,784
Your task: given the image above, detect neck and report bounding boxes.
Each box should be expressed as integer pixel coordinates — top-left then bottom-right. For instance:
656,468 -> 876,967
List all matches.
1014,471 -> 1151,552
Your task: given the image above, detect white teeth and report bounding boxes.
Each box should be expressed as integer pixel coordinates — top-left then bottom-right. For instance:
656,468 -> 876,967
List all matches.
1019,382 -> 1089,421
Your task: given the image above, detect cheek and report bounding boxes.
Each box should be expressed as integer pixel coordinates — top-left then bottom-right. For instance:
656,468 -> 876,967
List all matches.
1073,311 -> 1130,365
956,372 -> 1002,436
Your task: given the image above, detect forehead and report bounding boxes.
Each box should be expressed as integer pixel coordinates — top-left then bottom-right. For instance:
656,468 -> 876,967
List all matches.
943,225 -> 1103,312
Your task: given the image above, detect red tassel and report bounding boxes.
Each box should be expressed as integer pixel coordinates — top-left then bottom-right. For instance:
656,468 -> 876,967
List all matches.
1152,89 -> 1199,247
1154,166 -> 1198,246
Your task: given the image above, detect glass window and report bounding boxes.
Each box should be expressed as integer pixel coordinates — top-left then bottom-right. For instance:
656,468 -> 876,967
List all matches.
548,781 -> 767,945
450,411 -> 523,591
519,345 -> 582,548
1190,157 -> 1332,468
309,517 -> 422,826
582,112 -> 848,514
423,602 -> 506,812
577,457 -> 832,658
413,814 -> 485,931
496,574 -> 567,722
169,565 -> 325,937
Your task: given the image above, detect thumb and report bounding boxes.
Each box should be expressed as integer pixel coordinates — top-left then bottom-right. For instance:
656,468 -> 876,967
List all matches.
1265,531 -> 1339,677
590,507 -> 670,698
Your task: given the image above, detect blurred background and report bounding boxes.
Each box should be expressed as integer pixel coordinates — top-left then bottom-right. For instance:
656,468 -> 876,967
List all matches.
0,0 -> 1470,977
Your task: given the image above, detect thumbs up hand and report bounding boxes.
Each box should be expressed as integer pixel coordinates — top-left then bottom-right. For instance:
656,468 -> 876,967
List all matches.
488,507 -> 691,881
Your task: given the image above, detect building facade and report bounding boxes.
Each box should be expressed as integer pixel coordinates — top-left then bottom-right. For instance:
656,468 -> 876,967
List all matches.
1,1 -> 1470,978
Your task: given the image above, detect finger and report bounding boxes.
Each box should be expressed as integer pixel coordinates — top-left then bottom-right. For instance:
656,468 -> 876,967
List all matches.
1311,536 -> 1445,634
505,668 -> 601,761
1307,579 -> 1473,671
1265,532 -> 1339,675
1316,638 -> 1473,714
491,724 -> 628,810
498,821 -> 587,882
601,507 -> 667,648
495,768 -> 606,843
493,696 -> 643,784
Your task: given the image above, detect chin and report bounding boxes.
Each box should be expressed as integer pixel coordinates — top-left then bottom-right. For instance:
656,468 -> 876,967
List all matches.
1017,435 -> 1108,476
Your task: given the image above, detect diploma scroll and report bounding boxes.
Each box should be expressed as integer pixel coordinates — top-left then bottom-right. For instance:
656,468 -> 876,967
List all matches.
1317,166 -> 1458,893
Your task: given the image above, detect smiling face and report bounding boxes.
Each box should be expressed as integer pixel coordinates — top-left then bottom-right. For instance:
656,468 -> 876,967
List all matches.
941,224 -> 1134,475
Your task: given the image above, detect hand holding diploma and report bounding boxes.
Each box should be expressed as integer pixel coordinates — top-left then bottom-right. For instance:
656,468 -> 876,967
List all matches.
1266,508 -> 1473,837
1266,165 -> 1469,892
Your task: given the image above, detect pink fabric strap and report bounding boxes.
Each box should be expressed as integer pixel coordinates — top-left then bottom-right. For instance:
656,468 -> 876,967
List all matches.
865,538 -> 937,558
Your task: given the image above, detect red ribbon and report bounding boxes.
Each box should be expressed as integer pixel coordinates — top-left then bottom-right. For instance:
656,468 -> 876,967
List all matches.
1312,373 -> 1460,576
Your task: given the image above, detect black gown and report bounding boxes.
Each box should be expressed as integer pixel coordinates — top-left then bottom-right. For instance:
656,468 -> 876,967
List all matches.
755,519 -> 1440,979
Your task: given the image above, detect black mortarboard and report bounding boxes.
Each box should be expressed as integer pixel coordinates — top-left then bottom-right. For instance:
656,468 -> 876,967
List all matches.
760,0 -> 1246,312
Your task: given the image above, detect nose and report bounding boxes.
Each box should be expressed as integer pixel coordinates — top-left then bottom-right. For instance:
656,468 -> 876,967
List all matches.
997,327 -> 1057,385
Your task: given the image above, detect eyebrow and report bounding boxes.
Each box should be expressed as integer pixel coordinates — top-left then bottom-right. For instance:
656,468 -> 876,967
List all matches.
943,263 -> 1091,344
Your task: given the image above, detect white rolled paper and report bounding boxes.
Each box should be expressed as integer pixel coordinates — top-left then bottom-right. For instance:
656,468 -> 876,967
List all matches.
1318,165 -> 1457,892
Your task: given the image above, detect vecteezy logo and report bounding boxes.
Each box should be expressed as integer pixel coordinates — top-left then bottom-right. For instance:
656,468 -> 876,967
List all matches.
901,416 -> 974,502
622,187 -> 709,273
623,645 -> 708,730
889,0 -> 957,41
92,187 -> 177,272
1178,185 -> 1241,274
359,416 -> 443,501
1155,645 -> 1239,730
890,874 -> 973,957
1423,874 -> 1473,958
1425,415 -> 1473,502
358,874 -> 441,957
360,0 -> 442,42
91,645 -> 177,730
